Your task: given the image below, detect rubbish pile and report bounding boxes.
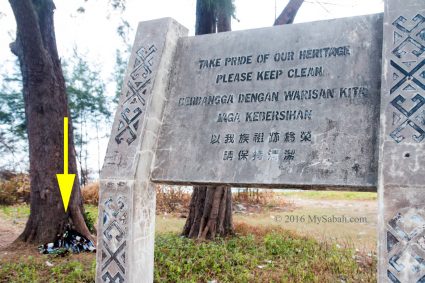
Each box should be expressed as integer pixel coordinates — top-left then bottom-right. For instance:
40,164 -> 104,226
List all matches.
39,229 -> 95,255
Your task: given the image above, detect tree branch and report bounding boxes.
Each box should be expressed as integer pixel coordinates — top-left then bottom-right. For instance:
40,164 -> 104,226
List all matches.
274,0 -> 304,26
8,0 -> 46,64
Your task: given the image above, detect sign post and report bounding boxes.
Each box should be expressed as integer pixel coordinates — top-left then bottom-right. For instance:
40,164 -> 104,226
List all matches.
96,1 -> 424,281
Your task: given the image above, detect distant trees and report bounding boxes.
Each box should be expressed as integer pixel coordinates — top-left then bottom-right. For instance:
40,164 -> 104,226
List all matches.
0,60 -> 26,164
0,50 -> 112,183
64,49 -> 111,185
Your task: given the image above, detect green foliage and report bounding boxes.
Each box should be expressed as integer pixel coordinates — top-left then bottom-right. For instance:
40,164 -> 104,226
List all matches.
0,256 -> 40,283
84,204 -> 98,218
62,48 -> 112,183
154,233 -> 375,282
64,49 -> 110,126
116,19 -> 132,46
50,260 -> 94,282
108,0 -> 126,13
155,235 -> 254,282
0,62 -> 25,138
202,0 -> 236,18
0,60 -> 27,156
0,231 -> 375,282
0,255 -> 95,283
0,51 -> 112,175
83,210 -> 96,234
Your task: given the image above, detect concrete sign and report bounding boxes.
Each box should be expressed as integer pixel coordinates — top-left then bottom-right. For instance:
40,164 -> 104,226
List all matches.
96,1 -> 425,282
152,14 -> 383,188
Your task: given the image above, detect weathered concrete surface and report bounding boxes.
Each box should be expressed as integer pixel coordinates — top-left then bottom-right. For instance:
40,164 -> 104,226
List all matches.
96,18 -> 188,283
378,0 -> 425,282
152,14 -> 383,189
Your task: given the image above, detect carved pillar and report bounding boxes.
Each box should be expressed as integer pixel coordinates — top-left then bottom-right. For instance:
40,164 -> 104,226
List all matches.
96,18 -> 188,283
378,1 -> 425,282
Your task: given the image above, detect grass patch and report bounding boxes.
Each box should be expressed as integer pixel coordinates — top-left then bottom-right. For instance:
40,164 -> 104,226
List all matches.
0,197 -> 376,282
83,205 -> 98,233
0,205 -> 98,220
155,215 -> 186,234
0,229 -> 376,282
84,205 -> 98,218
0,205 -> 98,223
0,254 -> 95,283
280,190 -> 377,201
0,204 -> 30,220
154,229 -> 375,282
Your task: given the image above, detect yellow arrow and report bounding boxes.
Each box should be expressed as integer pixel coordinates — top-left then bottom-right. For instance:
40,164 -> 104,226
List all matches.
56,117 -> 75,212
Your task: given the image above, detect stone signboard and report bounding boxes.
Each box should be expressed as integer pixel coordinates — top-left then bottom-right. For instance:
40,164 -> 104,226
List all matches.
96,1 -> 425,282
152,14 -> 383,188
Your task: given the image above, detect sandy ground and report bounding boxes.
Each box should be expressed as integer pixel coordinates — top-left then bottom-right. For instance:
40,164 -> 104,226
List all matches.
0,197 -> 377,251
236,196 -> 378,251
0,216 -> 22,249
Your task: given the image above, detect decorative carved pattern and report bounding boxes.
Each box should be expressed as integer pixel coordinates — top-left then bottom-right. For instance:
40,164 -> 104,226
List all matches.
386,14 -> 425,282
101,191 -> 129,282
115,44 -> 157,145
387,209 -> 425,282
102,272 -> 125,283
389,14 -> 425,143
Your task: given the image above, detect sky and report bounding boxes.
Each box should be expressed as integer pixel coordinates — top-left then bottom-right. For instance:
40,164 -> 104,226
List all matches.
0,0 -> 384,176
1,0 -> 384,71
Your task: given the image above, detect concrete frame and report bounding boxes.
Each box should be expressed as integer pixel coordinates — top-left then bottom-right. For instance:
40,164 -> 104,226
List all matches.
96,1 -> 424,282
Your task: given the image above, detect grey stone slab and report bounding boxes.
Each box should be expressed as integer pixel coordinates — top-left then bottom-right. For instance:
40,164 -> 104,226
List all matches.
152,14 -> 383,189
381,187 -> 425,283
101,18 -> 184,180
96,18 -> 188,283
128,19 -> 187,283
96,180 -> 133,283
378,0 -> 425,282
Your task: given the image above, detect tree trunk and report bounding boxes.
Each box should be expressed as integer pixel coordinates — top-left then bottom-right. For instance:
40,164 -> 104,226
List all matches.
182,186 -> 233,240
183,0 -> 234,240
184,0 -> 304,240
274,0 -> 304,26
9,0 -> 92,244
195,0 -> 216,35
217,4 -> 231,33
